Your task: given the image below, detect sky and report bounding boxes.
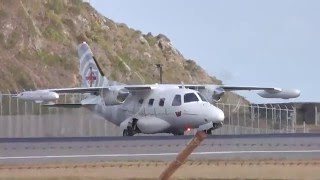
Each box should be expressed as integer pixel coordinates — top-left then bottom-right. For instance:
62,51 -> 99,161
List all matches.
91,0 -> 320,104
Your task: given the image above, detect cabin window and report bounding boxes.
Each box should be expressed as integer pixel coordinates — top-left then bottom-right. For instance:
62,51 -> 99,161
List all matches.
159,98 -> 165,106
172,95 -> 181,106
197,93 -> 208,102
184,93 -> 199,103
148,99 -> 154,106
138,99 -> 144,104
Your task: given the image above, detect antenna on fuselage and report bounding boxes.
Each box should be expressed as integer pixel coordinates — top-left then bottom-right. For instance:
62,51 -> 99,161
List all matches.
155,64 -> 163,84
181,81 -> 185,89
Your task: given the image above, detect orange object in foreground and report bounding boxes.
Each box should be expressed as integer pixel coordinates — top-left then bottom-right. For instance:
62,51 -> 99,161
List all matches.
159,131 -> 208,180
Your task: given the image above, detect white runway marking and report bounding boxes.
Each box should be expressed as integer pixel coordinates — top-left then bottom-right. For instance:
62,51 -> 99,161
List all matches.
1,150 -> 320,160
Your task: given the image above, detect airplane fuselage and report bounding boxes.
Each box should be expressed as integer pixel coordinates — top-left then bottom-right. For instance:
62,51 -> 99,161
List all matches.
84,85 -> 224,135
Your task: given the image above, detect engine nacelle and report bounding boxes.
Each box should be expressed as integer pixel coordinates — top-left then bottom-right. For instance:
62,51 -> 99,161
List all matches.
101,87 -> 129,106
257,89 -> 300,99
201,85 -> 225,102
212,87 -> 225,102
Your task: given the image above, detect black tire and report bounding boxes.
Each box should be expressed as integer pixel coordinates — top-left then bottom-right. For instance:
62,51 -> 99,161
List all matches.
123,129 -> 129,136
127,126 -> 134,136
123,124 -> 135,137
173,130 -> 184,136
123,129 -> 134,136
122,126 -> 134,136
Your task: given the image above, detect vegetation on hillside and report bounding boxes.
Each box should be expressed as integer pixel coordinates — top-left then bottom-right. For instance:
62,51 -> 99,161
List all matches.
0,0 -> 247,104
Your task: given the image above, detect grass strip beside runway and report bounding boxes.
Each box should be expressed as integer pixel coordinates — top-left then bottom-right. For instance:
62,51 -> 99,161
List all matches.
0,160 -> 319,179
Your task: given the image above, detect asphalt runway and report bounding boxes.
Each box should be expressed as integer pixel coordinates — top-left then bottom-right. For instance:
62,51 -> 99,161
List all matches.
0,133 -> 319,164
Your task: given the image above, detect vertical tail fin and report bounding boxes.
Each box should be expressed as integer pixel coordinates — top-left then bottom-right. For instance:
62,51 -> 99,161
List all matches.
77,42 -> 108,87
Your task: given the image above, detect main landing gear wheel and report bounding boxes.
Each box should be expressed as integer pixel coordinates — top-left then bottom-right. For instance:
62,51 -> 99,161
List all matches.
173,130 -> 184,136
123,127 -> 134,136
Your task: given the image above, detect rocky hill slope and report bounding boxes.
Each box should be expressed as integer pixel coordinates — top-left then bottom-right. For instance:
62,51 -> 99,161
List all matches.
0,0 -> 247,104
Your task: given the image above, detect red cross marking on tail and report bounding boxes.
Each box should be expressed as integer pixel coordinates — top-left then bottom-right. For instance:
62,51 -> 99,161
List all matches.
86,67 -> 97,87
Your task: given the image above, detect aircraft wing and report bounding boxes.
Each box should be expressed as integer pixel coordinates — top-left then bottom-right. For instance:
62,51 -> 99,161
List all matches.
48,85 -> 152,94
22,85 -> 153,106
182,85 -> 300,99
219,86 -> 282,92
219,85 -> 300,99
181,85 -> 281,92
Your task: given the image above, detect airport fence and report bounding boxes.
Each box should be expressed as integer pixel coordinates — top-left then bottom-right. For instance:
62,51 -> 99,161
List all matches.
0,93 -> 296,137
213,103 -> 296,135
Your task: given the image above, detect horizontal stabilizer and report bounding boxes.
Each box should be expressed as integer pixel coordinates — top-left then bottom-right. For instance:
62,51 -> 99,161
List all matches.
42,104 -> 83,108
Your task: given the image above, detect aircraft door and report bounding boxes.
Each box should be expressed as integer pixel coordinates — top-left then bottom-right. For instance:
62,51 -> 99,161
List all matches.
155,98 -> 167,115
145,98 -> 156,116
131,92 -> 145,115
168,94 -> 183,120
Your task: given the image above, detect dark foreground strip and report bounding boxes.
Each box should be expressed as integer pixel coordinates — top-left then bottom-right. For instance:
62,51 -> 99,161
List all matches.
0,133 -> 319,143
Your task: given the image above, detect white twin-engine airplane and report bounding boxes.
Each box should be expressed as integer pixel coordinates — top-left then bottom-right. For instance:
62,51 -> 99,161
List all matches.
15,42 -> 300,136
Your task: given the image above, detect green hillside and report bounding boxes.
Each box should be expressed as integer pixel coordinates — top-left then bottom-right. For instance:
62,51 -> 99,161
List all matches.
0,0 -> 247,104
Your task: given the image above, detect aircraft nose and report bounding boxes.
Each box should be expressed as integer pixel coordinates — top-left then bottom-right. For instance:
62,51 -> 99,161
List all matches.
210,106 -> 225,122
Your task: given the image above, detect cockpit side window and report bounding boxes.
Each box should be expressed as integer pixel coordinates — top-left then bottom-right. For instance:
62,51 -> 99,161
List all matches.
184,93 -> 199,103
172,95 -> 181,106
197,93 -> 208,102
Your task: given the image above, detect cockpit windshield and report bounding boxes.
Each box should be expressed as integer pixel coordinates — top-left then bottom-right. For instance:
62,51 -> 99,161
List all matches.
184,93 -> 199,103
197,93 -> 208,102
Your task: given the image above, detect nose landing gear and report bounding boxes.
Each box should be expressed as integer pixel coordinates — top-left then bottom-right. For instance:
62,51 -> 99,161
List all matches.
203,122 -> 223,135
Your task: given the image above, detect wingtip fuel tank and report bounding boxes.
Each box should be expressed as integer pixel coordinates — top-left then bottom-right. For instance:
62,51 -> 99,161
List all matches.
16,90 -> 59,103
257,89 -> 300,99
